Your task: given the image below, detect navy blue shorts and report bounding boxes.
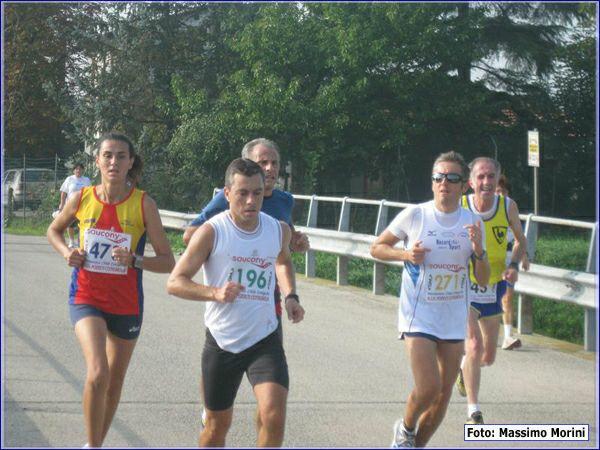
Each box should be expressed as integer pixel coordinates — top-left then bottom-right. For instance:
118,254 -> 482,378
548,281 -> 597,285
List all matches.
401,332 -> 463,344
69,303 -> 142,340
470,280 -> 508,319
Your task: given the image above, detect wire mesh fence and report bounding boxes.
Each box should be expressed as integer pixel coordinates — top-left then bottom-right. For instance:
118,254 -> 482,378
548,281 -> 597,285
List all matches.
2,155 -> 95,221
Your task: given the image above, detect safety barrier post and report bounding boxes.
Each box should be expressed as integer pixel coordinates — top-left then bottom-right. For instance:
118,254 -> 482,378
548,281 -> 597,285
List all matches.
305,195 -> 318,278
373,200 -> 388,295
518,214 -> 537,334
584,223 -> 597,351
337,197 -> 351,285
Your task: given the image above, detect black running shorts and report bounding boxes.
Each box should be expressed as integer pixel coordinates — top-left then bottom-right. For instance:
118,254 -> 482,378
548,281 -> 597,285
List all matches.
202,328 -> 289,411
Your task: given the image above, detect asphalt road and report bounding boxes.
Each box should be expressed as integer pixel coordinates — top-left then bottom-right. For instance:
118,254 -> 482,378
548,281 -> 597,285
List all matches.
2,234 -> 597,448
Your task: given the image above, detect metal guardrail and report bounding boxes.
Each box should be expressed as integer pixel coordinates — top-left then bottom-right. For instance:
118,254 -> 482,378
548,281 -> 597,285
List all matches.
159,209 -> 197,229
159,193 -> 598,352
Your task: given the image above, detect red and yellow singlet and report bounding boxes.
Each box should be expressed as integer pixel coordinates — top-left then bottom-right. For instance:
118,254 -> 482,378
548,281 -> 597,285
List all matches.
69,186 -> 147,315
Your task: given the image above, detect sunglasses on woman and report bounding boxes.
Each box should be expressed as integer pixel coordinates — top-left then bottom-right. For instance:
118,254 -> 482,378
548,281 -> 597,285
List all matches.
431,172 -> 463,184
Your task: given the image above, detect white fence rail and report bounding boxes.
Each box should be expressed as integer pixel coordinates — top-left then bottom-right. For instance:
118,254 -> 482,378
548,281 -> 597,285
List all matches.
159,193 -> 598,352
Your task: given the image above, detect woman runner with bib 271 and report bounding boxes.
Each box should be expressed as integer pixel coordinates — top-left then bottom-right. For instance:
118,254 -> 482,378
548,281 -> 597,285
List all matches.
47,132 -> 175,447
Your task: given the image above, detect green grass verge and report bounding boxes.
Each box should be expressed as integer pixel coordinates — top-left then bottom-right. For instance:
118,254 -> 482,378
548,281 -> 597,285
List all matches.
530,233 -> 589,344
4,217 -> 52,235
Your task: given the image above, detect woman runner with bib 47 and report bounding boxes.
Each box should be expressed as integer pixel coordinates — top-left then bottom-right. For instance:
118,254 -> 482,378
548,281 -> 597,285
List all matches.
47,132 -> 175,447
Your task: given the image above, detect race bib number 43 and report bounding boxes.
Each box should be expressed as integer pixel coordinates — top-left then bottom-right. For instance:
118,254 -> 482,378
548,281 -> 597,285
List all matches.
83,229 -> 132,275
469,282 -> 497,304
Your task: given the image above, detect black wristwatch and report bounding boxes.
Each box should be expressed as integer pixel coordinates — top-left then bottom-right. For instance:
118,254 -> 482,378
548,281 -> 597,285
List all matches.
285,294 -> 300,304
131,254 -> 144,270
473,250 -> 487,261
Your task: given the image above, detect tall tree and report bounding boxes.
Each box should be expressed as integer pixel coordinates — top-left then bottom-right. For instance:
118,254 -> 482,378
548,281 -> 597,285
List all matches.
4,4 -> 74,157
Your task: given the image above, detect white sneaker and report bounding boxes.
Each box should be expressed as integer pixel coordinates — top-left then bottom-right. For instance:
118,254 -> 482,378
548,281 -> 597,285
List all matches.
201,407 -> 207,429
391,419 -> 416,448
502,336 -> 522,350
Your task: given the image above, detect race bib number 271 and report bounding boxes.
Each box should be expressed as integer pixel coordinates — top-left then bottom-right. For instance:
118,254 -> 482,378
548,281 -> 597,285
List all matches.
83,229 -> 132,275
425,269 -> 467,302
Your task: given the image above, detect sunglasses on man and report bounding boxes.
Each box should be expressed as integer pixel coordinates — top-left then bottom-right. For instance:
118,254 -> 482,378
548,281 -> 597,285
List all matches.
431,172 -> 463,184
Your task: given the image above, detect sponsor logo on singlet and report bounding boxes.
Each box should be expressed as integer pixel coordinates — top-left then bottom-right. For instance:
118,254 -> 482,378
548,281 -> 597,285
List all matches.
492,226 -> 508,245
436,238 -> 462,250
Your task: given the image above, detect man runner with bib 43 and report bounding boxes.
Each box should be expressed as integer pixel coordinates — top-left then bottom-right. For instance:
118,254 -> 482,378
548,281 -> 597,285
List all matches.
455,157 -> 529,426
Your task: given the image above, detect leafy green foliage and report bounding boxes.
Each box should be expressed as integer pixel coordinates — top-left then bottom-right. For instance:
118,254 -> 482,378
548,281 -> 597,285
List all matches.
4,4 -> 76,157
4,3 -> 595,219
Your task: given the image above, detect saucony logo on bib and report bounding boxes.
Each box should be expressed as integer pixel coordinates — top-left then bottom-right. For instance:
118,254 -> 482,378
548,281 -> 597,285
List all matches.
86,228 -> 129,245
231,255 -> 272,269
428,263 -> 465,273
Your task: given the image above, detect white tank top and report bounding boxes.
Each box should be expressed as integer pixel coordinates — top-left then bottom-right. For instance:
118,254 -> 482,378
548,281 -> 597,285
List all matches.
398,201 -> 478,339
203,211 -> 281,353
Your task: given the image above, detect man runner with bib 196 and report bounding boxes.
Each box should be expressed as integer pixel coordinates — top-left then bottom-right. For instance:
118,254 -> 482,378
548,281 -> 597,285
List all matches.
455,157 -> 529,426
167,158 -> 304,447
370,151 -> 489,448
182,138 -> 310,432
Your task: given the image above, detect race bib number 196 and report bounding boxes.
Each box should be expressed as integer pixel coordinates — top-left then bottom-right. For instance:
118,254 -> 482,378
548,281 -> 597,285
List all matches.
226,263 -> 274,302
83,229 -> 132,275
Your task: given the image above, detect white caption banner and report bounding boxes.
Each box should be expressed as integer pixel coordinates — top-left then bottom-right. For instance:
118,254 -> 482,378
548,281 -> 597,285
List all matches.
464,424 -> 589,441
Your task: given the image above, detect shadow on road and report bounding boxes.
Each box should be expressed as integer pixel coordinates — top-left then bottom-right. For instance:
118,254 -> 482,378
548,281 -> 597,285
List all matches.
4,319 -> 149,447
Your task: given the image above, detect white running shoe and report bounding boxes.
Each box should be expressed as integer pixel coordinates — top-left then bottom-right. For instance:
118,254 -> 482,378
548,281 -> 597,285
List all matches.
391,419 -> 416,448
201,407 -> 207,429
502,336 -> 522,350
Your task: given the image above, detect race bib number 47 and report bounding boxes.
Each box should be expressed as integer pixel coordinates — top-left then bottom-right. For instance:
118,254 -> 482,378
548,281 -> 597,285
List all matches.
83,229 -> 132,275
